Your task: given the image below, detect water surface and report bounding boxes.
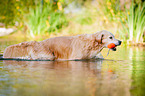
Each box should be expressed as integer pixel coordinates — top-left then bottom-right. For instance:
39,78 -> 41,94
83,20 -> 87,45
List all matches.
0,40 -> 145,96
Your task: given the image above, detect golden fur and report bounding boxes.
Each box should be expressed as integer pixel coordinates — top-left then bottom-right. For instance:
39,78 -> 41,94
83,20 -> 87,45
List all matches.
3,30 -> 121,60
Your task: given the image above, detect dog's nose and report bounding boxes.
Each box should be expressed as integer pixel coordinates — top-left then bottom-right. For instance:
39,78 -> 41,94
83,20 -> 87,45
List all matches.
118,40 -> 122,45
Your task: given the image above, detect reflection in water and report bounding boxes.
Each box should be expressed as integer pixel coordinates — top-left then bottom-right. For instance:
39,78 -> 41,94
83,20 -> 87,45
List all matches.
0,59 -> 132,96
130,47 -> 145,96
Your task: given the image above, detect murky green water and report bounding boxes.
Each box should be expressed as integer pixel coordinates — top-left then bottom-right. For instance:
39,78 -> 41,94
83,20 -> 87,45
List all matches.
0,40 -> 145,96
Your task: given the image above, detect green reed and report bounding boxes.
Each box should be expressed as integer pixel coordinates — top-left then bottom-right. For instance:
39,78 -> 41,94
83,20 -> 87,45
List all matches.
121,2 -> 145,43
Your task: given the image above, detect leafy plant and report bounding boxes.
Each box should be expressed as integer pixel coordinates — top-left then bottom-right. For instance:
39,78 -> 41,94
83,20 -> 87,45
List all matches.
134,3 -> 145,43
23,1 -> 68,38
48,11 -> 68,32
0,0 -> 37,26
120,2 -> 145,43
24,6 -> 49,38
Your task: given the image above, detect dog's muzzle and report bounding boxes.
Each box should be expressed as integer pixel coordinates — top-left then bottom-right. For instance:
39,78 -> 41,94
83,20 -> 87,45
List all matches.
111,40 -> 122,51
117,40 -> 122,46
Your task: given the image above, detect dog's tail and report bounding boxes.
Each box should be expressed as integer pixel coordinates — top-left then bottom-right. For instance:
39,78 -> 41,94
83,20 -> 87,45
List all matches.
3,45 -> 14,58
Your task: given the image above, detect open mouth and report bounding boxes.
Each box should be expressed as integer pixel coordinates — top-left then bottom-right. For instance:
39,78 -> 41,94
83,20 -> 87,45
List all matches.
110,44 -> 121,51
107,41 -> 122,51
108,41 -> 122,51
107,43 -> 117,51
111,47 -> 116,51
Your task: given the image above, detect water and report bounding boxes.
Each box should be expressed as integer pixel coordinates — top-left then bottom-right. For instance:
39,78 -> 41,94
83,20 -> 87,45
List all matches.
0,40 -> 145,96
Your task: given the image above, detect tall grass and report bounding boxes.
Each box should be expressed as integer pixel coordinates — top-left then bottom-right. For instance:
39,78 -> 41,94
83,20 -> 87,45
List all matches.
121,2 -> 145,43
24,6 -> 50,38
135,3 -> 145,43
23,2 -> 68,38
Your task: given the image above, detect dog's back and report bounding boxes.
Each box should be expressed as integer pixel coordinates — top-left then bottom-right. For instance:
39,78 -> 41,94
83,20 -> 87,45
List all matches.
41,36 -> 73,59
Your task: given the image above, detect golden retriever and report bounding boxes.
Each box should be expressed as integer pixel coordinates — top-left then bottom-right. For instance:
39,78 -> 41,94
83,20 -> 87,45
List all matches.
3,30 -> 121,60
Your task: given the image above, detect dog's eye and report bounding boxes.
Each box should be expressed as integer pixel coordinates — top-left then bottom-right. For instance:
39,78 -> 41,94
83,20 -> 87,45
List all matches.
109,37 -> 113,39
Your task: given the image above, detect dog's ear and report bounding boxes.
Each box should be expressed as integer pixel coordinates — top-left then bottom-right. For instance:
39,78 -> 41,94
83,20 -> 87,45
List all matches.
96,33 -> 104,43
100,34 -> 104,43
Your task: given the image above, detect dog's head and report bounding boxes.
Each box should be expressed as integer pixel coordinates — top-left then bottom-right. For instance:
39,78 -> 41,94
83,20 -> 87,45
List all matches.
95,30 -> 122,51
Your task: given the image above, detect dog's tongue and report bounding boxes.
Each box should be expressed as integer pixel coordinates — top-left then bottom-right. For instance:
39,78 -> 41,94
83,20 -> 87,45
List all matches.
111,47 -> 116,51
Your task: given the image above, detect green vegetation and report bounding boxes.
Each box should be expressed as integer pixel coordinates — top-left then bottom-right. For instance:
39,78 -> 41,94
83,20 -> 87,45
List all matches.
120,2 -> 145,43
24,5 -> 67,38
0,0 -> 145,44
24,6 -> 50,38
21,0 -> 68,38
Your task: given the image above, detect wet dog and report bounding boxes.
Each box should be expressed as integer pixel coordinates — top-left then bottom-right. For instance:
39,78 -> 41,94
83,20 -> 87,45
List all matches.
3,30 -> 121,60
